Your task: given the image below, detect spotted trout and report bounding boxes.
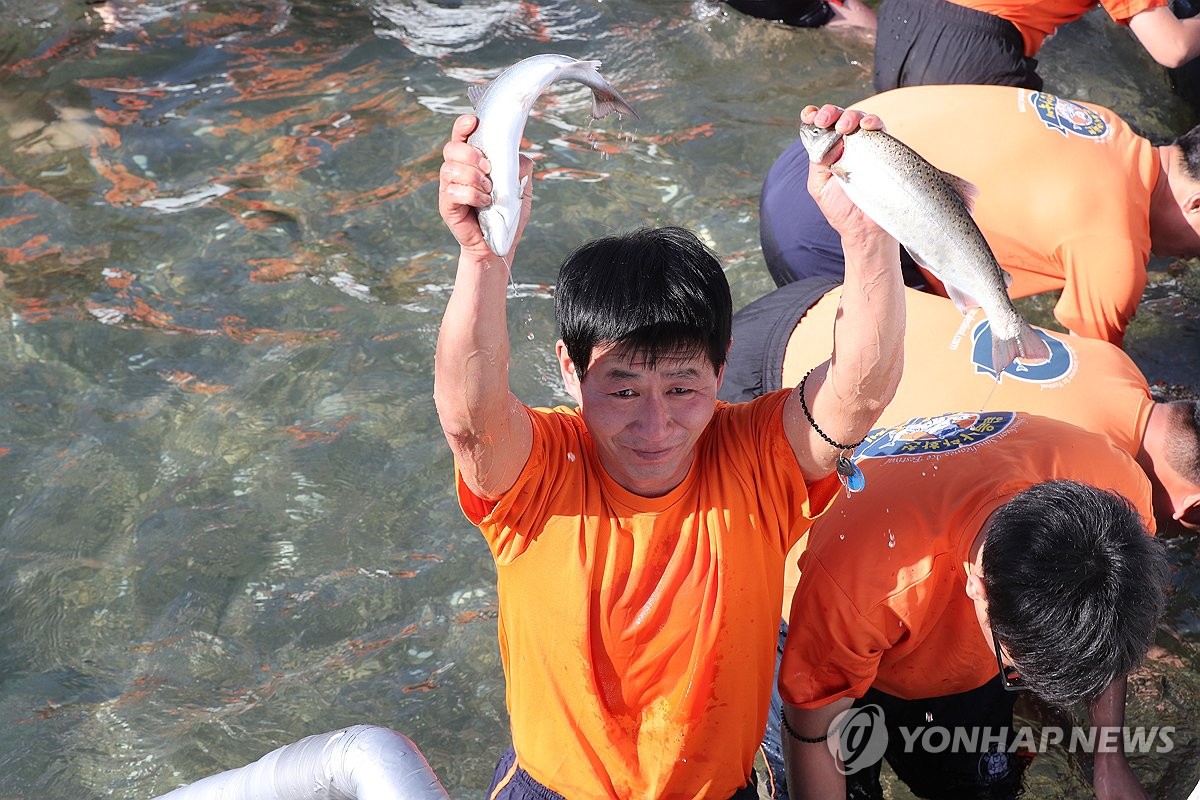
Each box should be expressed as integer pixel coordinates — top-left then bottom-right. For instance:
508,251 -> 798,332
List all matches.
467,54 -> 639,259
799,121 -> 1050,376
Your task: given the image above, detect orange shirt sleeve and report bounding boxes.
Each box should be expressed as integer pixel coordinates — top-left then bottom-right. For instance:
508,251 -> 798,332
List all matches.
1100,0 -> 1167,23
1052,237 -> 1148,346
779,553 -> 901,708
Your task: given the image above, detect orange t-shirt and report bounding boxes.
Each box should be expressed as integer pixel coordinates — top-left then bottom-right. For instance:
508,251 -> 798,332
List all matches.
945,0 -> 1165,56
852,85 -> 1160,347
780,286 -> 1154,459
779,413 -> 1154,706
457,390 -> 840,799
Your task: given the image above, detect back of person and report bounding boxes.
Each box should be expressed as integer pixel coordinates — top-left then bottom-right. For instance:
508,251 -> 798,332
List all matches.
761,84 -> 1160,345
779,285 -> 1154,456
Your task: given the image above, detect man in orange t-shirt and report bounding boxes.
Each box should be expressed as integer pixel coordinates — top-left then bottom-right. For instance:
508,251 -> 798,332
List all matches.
760,84 -> 1200,347
777,413 -> 1169,799
436,102 -> 907,799
871,0 -> 1200,93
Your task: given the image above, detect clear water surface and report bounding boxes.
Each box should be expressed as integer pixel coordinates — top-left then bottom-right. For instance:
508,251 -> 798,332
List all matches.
0,1 -> 1197,797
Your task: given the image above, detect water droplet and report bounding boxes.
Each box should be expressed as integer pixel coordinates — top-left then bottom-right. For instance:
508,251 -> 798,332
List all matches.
839,533 -> 845,540
925,712 -> 934,723
887,529 -> 896,549
566,452 -> 576,463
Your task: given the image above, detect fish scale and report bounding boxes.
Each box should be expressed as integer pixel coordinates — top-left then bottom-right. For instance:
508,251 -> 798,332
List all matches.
466,54 -> 639,259
800,122 -> 1050,376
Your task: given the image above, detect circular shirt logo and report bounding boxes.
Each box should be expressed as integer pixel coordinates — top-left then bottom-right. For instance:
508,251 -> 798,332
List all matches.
857,411 -> 1017,460
970,321 -> 1073,382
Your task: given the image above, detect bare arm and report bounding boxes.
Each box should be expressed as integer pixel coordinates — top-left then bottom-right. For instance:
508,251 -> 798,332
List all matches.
783,104 -> 906,481
433,114 -> 534,501
1128,5 -> 1200,68
1088,676 -> 1151,800
782,698 -> 854,800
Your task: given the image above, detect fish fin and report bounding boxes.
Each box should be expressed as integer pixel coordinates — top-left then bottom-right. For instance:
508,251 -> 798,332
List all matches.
1000,268 -> 1013,289
590,87 -> 640,121
939,170 -> 980,214
902,246 -> 976,310
467,83 -> 488,111
990,323 -> 1051,377
1015,322 -> 1051,364
942,281 -> 983,314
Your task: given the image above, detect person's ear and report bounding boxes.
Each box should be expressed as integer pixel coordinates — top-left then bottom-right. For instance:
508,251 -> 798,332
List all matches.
557,340 -> 582,404
1184,190 -> 1200,216
965,568 -> 987,603
1174,490 -> 1200,529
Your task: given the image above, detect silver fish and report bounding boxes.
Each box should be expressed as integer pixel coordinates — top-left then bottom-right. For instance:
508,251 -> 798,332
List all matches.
799,122 -> 1050,376
467,54 -> 639,258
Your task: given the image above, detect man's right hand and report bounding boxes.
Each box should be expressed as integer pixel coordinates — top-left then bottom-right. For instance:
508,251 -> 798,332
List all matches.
438,114 -> 534,263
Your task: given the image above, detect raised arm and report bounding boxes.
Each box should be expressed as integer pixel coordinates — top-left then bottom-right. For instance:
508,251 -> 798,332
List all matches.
783,104 -> 906,481
434,114 -> 534,501
1128,6 -> 1200,69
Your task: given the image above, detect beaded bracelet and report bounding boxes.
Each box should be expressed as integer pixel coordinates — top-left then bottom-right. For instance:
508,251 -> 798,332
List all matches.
798,368 -> 868,494
798,368 -> 868,451
780,704 -> 832,743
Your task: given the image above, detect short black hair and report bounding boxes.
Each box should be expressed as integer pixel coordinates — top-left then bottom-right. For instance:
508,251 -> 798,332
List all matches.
1173,124 -> 1200,182
1163,400 -> 1200,486
554,227 -> 731,380
983,480 -> 1169,708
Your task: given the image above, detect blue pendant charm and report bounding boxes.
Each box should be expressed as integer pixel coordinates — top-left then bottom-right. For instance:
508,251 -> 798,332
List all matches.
836,453 -> 866,494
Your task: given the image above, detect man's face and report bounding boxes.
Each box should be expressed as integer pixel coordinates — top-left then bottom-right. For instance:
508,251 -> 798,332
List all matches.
558,340 -> 723,498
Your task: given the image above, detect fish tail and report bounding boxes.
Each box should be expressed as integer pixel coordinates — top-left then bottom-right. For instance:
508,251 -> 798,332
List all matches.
589,86 -> 639,121
990,322 -> 1051,377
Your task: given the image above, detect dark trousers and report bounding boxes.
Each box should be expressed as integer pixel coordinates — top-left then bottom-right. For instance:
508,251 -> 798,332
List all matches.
486,746 -> 760,800
759,140 -> 927,291
872,0 -> 1041,93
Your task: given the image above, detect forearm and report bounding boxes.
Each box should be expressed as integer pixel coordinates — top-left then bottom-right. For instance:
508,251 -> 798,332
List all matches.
1088,677 -> 1150,799
783,700 -> 851,800
820,228 -> 905,441
433,249 -> 518,465
1129,8 -> 1200,67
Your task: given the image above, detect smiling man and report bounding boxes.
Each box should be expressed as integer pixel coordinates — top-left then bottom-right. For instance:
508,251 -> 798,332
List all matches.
433,103 -> 906,799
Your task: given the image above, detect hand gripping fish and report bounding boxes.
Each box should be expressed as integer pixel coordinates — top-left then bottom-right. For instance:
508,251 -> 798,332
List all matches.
467,54 -> 639,258
799,121 -> 1050,376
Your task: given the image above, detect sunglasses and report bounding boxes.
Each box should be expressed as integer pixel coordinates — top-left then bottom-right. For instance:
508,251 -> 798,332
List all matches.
992,626 -> 1028,692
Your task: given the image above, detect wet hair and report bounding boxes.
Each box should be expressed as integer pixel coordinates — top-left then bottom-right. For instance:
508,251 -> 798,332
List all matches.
982,480 -> 1169,708
554,227 -> 732,379
1162,400 -> 1200,486
1172,123 -> 1200,182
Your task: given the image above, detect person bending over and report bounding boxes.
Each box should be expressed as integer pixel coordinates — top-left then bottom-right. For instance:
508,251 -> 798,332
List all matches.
759,84 -> 1200,347
778,416 -> 1169,799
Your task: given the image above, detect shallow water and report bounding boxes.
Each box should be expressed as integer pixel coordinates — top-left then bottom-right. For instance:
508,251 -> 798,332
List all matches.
0,1 -> 1196,798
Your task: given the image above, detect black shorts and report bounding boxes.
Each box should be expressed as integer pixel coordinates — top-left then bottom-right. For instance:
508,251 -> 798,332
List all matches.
719,277 -> 840,404
762,622 -> 1029,800
725,0 -> 835,27
486,747 -> 761,799
759,141 -> 927,289
873,0 -> 1041,92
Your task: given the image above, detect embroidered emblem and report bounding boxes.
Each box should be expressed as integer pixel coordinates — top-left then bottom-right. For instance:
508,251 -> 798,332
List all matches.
1030,91 -> 1109,139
